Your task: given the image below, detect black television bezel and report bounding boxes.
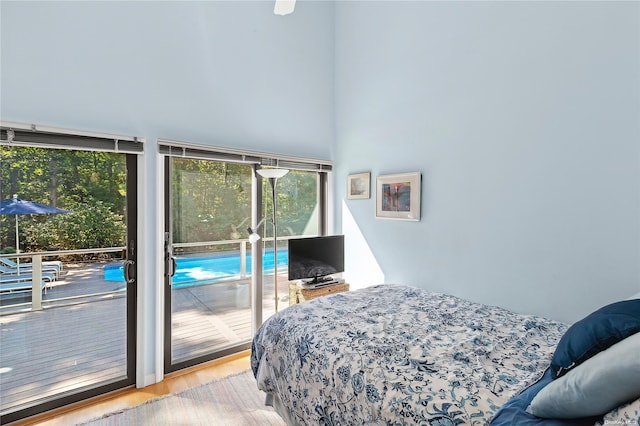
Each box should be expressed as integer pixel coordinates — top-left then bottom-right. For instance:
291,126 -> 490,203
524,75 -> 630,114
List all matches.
287,235 -> 345,283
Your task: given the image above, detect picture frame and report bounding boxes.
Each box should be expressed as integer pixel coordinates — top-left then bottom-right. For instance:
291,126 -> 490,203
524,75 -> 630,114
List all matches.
347,172 -> 371,199
376,172 -> 421,221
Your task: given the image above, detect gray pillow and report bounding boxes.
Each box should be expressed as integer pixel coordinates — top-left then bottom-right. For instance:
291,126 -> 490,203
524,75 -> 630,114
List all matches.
527,332 -> 640,419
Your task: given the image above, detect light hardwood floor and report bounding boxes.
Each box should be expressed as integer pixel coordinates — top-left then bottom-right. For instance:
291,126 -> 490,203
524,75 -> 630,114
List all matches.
9,351 -> 251,426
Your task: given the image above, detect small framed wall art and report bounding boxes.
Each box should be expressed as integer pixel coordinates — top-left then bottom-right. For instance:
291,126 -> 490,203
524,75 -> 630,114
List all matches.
347,172 -> 371,199
376,172 -> 421,221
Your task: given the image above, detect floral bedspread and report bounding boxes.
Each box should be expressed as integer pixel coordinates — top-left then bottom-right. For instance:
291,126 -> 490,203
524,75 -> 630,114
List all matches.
251,284 -> 567,425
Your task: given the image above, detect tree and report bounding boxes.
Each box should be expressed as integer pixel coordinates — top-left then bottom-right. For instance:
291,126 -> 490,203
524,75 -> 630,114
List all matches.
25,201 -> 126,253
1,145 -> 321,255
1,146 -> 127,254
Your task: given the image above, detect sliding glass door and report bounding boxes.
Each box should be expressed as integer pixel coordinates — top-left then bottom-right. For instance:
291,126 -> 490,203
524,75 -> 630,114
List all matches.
164,157 -> 253,371
0,135 -> 139,423
163,151 -> 326,373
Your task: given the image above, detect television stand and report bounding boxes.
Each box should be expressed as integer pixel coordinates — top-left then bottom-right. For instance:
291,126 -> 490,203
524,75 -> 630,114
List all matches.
289,281 -> 350,305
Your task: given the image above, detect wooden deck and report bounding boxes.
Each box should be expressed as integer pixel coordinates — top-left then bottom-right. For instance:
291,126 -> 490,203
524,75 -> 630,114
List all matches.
0,262 -> 282,417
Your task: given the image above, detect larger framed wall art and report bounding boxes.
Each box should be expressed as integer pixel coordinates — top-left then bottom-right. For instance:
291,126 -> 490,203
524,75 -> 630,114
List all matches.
375,172 -> 421,221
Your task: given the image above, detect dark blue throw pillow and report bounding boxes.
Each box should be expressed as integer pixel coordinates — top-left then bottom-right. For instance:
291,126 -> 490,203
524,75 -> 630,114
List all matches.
489,368 -> 599,426
550,299 -> 640,378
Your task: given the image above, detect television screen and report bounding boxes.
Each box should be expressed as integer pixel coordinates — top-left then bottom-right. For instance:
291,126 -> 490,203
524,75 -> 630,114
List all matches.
288,235 -> 344,283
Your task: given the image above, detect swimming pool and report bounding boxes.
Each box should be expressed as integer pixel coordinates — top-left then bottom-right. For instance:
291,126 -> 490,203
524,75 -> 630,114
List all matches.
104,248 -> 288,288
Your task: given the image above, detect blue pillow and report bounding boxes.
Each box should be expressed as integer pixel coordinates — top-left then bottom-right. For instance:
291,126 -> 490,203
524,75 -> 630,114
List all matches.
489,368 -> 598,426
550,299 -> 640,378
527,332 -> 640,419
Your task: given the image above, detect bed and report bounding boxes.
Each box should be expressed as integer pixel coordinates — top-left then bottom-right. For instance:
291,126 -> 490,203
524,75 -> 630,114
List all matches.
251,284 -> 640,425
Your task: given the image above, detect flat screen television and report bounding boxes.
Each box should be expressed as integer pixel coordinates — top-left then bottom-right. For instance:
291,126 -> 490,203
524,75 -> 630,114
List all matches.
288,235 -> 344,284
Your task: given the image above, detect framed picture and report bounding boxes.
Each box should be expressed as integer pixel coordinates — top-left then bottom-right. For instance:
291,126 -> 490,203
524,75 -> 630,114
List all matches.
347,172 -> 371,199
376,172 -> 421,221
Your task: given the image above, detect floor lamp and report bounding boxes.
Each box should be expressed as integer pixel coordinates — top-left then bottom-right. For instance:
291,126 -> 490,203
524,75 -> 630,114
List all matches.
247,168 -> 289,312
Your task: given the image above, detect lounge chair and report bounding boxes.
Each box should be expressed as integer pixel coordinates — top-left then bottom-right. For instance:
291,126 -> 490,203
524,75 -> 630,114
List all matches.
0,277 -> 47,294
0,272 -> 54,293
0,260 -> 61,279
0,271 -> 55,283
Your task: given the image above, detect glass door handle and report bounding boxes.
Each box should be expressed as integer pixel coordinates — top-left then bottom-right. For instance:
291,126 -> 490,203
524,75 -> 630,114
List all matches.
165,255 -> 177,284
164,232 -> 176,282
170,257 -> 177,278
123,260 -> 136,284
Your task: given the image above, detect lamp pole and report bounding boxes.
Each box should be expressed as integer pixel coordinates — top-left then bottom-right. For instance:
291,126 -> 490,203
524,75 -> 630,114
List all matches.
256,169 -> 289,313
269,178 -> 280,312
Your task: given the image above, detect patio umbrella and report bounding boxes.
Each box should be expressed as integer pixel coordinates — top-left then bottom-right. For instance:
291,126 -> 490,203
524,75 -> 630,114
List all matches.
0,194 -> 70,272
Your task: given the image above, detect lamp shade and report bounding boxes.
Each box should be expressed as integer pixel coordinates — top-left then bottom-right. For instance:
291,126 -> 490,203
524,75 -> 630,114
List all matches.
249,233 -> 261,244
257,168 -> 289,179
274,0 -> 295,16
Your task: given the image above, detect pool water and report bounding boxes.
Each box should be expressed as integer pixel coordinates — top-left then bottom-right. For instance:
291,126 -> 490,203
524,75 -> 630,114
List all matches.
104,248 -> 288,287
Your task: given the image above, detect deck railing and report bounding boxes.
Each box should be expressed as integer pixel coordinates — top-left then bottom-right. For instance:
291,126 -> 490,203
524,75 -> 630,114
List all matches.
0,236 -> 295,313
0,247 -> 125,312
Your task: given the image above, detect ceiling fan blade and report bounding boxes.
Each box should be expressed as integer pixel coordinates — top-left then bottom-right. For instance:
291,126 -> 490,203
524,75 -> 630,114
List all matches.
274,0 -> 296,16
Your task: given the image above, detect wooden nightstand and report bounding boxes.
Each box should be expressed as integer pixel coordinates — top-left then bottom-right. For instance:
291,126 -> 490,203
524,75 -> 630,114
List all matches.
289,282 -> 350,305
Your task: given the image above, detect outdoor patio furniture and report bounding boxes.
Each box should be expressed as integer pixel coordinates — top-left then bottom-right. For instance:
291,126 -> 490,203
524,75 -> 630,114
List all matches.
0,258 -> 62,279
0,269 -> 56,283
0,277 -> 47,294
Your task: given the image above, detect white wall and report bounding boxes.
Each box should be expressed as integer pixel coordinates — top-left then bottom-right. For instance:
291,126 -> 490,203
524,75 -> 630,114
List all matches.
1,1 -> 334,157
334,1 -> 640,323
1,0 -> 334,382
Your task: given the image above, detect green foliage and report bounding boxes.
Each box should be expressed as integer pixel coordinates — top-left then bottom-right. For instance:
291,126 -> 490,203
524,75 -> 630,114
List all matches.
277,170 -> 318,236
172,159 -> 253,244
1,145 -> 320,254
24,202 -> 126,251
1,145 -> 127,253
171,159 -> 319,245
